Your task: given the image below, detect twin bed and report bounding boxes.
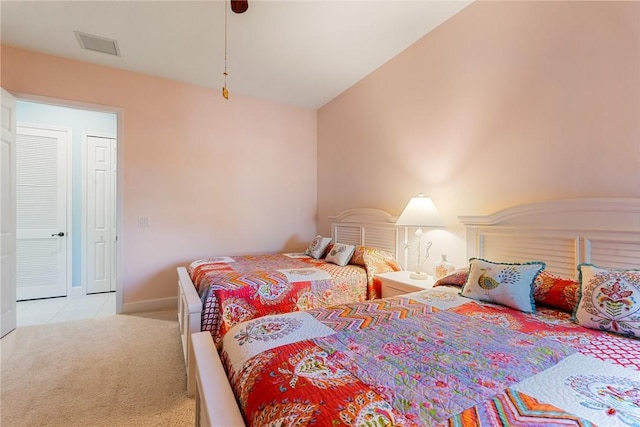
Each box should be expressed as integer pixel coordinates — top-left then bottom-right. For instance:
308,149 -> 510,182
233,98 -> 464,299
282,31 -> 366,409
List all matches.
188,198 -> 640,426
178,208 -> 403,396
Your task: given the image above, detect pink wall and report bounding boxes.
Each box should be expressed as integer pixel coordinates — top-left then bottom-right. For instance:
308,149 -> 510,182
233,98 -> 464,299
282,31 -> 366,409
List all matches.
1,45 -> 317,309
3,1 -> 639,300
317,1 -> 640,269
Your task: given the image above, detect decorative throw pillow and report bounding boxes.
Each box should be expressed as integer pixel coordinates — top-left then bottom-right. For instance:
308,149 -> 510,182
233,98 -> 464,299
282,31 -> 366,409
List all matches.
350,246 -> 399,269
304,235 -> 332,259
573,264 -> 640,338
533,271 -> 579,313
434,268 -> 469,288
350,246 -> 401,299
325,243 -> 356,267
349,246 -> 367,266
461,258 -> 545,313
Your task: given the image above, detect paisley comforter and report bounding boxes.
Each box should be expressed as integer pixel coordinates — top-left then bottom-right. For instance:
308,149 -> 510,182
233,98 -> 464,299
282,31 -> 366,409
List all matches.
189,252 -> 398,344
220,287 -> 640,426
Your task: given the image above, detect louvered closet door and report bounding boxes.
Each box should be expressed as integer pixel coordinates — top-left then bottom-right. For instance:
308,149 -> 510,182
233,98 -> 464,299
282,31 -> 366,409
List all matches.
16,125 -> 68,300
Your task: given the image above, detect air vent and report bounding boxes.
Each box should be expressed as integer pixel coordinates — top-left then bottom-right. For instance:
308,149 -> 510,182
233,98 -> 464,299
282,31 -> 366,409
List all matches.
74,31 -> 120,56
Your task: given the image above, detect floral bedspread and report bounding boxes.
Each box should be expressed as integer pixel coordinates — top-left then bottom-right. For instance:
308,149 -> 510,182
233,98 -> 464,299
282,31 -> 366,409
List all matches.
188,252 -> 396,344
220,288 -> 640,426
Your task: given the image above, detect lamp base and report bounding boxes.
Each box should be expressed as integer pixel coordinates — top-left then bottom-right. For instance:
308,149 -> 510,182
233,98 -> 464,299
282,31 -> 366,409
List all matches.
409,272 -> 430,280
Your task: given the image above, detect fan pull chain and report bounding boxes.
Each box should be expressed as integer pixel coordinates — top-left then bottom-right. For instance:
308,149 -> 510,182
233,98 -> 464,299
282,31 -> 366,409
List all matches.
222,2 -> 229,100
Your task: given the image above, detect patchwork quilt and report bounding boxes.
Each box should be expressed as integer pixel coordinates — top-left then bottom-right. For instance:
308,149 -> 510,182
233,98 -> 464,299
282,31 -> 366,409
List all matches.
220,287 -> 640,426
189,254 -> 383,343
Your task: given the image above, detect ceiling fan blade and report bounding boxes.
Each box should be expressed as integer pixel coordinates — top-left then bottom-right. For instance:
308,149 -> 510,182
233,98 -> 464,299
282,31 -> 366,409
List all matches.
231,0 -> 248,14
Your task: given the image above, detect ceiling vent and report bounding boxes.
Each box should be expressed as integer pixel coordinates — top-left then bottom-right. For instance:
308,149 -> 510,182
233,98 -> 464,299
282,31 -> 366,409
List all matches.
74,31 -> 120,56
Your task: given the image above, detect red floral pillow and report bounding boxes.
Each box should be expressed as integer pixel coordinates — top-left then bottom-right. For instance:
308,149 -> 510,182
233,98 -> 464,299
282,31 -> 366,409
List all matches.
350,246 -> 401,299
433,268 -> 469,288
532,271 -> 579,313
349,246 -> 399,269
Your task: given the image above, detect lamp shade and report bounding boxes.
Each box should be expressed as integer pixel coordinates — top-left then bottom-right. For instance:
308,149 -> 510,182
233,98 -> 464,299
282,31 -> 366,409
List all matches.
395,194 -> 444,227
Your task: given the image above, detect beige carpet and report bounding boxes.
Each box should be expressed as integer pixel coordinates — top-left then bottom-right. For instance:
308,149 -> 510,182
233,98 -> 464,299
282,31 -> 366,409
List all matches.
0,310 -> 195,427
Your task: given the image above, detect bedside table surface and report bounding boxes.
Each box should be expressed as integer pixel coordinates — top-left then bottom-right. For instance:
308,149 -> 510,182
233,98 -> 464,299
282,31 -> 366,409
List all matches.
376,270 -> 435,290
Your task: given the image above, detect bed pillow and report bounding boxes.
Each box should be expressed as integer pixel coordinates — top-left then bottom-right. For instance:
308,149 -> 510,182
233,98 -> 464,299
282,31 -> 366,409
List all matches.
349,246 -> 397,269
350,246 -> 401,299
433,268 -> 469,288
460,258 -> 545,313
533,271 -> 579,313
573,264 -> 640,338
325,243 -> 356,267
304,235 -> 332,259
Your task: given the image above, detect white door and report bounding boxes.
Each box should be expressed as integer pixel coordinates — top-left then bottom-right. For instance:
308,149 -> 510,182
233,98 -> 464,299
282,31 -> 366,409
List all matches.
1,88 -> 17,337
86,135 -> 116,294
16,125 -> 69,300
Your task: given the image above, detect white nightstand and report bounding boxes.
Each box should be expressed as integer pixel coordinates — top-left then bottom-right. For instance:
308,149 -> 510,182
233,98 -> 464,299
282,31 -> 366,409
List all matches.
377,270 -> 435,298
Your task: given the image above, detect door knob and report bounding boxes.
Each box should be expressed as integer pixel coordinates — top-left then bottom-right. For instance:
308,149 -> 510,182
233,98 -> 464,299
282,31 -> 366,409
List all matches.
52,232 -> 65,237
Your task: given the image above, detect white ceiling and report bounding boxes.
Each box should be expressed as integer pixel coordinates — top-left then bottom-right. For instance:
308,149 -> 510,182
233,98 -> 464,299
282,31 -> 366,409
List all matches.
1,0 -> 472,109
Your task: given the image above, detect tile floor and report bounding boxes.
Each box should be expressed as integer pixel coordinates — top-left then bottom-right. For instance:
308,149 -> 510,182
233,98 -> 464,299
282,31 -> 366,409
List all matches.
16,292 -> 116,327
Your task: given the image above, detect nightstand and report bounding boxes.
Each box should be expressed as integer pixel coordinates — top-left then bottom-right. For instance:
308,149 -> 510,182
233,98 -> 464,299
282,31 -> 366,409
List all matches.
377,271 -> 435,298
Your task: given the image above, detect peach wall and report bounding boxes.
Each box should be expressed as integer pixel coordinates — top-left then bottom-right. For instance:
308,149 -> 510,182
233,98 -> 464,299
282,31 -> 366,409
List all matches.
318,1 -> 640,270
1,45 -> 317,308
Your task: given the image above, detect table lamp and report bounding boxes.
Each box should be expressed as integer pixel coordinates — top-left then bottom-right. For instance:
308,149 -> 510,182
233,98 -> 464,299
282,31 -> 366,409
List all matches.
395,194 -> 443,279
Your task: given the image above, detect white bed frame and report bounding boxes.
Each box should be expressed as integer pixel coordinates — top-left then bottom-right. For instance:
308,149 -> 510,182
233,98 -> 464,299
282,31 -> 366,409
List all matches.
191,198 -> 640,426
178,208 -> 401,397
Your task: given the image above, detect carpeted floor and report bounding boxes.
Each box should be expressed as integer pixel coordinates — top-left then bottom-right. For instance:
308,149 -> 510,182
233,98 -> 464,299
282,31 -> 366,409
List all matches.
0,310 -> 195,427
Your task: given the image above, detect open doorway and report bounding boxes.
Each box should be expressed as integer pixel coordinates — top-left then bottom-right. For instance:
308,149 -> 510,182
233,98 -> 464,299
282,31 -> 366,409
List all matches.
15,100 -> 118,326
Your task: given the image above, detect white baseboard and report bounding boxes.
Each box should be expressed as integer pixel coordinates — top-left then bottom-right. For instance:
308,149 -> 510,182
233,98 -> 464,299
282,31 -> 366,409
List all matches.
122,296 -> 177,314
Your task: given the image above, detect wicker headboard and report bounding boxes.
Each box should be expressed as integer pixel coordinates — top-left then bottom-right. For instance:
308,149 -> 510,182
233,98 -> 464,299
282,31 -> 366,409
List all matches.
329,208 -> 401,263
459,198 -> 640,279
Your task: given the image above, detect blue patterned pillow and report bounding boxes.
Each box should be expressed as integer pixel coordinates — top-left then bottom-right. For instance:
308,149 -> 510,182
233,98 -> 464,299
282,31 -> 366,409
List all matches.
325,243 -> 356,267
304,235 -> 332,259
460,258 -> 545,313
573,264 -> 640,338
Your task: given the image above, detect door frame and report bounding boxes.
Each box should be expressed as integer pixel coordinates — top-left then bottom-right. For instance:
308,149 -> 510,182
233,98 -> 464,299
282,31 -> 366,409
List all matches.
13,92 -> 124,314
16,122 -> 73,299
82,131 -> 117,295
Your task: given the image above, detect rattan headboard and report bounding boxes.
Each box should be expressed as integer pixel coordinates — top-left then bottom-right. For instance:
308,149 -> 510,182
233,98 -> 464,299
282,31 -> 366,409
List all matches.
459,198 -> 640,279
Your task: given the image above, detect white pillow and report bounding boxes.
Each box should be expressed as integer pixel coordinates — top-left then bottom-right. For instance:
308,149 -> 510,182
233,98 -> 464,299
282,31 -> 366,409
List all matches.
573,263 -> 640,339
304,235 -> 332,259
325,243 -> 356,267
460,258 -> 545,313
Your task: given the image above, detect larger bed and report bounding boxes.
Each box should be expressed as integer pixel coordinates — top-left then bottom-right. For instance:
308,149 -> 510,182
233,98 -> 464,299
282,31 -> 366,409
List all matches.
191,198 -> 640,426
